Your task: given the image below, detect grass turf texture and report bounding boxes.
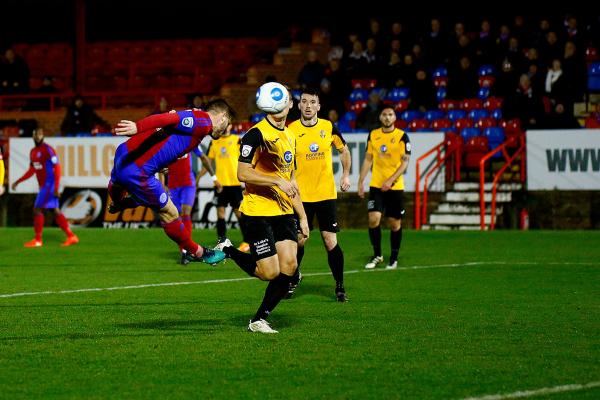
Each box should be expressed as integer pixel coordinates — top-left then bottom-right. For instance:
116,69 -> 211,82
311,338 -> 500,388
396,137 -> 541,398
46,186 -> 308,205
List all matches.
0,228 -> 598,399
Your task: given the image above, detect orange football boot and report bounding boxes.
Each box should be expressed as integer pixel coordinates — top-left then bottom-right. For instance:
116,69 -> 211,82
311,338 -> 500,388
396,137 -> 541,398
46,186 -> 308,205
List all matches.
61,235 -> 79,247
24,239 -> 43,248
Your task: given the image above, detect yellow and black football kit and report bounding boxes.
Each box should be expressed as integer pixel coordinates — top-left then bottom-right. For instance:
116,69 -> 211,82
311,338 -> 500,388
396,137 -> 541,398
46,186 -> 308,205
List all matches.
289,118 -> 345,202
367,127 -> 411,190
207,134 -> 241,186
207,135 -> 243,208
289,118 -> 346,232
366,127 -> 411,219
238,118 -> 297,259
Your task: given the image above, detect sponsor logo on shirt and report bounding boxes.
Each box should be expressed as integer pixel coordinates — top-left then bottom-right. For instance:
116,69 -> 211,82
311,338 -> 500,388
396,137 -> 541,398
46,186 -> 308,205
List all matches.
380,145 -> 387,153
309,143 -> 319,153
182,117 -> 194,128
283,150 -> 293,163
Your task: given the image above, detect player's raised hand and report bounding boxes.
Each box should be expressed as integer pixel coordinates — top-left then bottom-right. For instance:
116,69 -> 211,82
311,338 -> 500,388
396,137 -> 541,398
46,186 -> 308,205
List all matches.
115,120 -> 138,136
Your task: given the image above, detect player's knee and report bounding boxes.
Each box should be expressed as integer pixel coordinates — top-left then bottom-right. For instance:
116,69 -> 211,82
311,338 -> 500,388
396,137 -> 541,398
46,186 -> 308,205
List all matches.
323,235 -> 337,251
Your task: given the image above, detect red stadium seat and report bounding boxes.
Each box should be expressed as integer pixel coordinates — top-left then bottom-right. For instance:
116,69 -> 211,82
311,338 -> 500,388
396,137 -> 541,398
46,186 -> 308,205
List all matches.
350,100 -> 368,115
431,118 -> 452,131
585,117 -> 600,128
439,99 -> 458,111
464,136 -> 489,169
408,118 -> 429,131
394,100 -> 409,112
461,98 -> 483,111
500,118 -> 522,135
351,79 -> 377,89
433,76 -> 448,87
454,118 -> 474,131
173,74 -> 193,89
478,76 -> 495,87
483,97 -> 503,110
476,117 -> 496,129
394,119 -> 408,129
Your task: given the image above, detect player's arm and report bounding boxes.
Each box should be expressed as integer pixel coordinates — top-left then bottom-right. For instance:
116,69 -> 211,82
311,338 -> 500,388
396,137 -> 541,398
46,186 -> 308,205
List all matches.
199,152 -> 222,192
358,133 -> 374,199
11,163 -> 35,190
114,112 -> 182,136
332,126 -> 351,192
53,164 -> 62,196
237,128 -> 297,198
382,135 -> 412,192
0,151 -> 5,196
290,170 -> 309,240
381,154 -> 410,192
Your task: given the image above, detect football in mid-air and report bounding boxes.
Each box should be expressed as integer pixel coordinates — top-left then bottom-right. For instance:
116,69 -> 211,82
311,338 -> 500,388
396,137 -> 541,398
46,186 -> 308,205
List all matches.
255,82 -> 289,114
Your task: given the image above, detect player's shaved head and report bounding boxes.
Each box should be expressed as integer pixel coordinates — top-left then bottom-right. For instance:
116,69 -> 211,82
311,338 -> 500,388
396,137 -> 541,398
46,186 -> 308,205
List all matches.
205,99 -> 236,121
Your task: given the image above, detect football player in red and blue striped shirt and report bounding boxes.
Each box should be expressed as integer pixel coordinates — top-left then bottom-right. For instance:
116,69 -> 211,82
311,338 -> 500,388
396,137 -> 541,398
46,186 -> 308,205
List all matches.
110,99 -> 234,265
12,129 -> 79,247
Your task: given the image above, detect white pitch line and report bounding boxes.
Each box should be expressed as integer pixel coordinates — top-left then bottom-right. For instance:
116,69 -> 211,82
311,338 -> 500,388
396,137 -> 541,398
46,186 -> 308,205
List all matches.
460,381 -> 600,400
0,260 -> 596,299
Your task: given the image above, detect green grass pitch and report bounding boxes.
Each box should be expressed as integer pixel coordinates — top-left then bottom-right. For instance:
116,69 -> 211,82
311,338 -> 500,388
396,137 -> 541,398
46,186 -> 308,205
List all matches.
0,228 -> 598,399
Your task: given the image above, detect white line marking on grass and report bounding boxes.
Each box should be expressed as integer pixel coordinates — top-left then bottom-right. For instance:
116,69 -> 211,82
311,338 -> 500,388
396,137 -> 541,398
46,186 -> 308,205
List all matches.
460,381 -> 600,400
0,260 -> 596,299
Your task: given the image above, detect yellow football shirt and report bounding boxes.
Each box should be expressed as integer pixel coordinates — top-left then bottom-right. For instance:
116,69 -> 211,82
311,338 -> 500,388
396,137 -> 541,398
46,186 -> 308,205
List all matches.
366,128 -> 411,190
207,134 -> 241,186
238,118 -> 296,216
289,118 -> 346,202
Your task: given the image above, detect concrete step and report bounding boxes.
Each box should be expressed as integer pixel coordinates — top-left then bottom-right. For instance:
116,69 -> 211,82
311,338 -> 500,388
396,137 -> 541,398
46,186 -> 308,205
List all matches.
436,203 -> 503,214
445,191 -> 512,203
453,182 -> 523,191
429,214 -> 494,225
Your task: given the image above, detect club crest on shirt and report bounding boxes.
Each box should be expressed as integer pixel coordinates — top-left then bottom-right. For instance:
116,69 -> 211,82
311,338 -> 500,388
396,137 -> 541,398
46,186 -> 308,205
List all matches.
241,145 -> 252,157
320,130 -> 326,139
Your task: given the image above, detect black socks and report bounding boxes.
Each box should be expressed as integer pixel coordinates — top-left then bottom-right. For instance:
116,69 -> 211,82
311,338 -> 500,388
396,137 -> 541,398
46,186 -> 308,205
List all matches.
223,246 -> 256,277
216,218 -> 226,240
368,226 -> 382,257
252,273 -> 293,322
327,244 -> 344,284
390,228 -> 402,263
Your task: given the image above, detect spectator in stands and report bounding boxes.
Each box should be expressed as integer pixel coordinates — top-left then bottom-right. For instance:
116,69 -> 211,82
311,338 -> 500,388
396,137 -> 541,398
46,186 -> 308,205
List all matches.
319,79 -> 345,117
345,40 -> 368,79
476,19 -> 495,65
494,58 -> 520,98
496,25 -> 512,56
545,59 -> 571,109
530,18 -> 551,49
425,18 -> 446,67
545,102 -> 581,129
503,74 -> 545,130
504,37 -> 525,73
562,41 -> 587,102
0,48 -> 30,94
525,49 -> 544,93
512,15 -> 529,45
297,50 -> 325,90
382,51 -> 404,89
540,31 -> 562,68
151,96 -> 170,115
324,55 -> 349,101
26,76 -> 58,111
448,56 -> 478,99
188,93 -> 205,109
60,95 -> 108,136
356,91 -> 384,132
363,38 -> 383,78
409,69 -> 436,112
